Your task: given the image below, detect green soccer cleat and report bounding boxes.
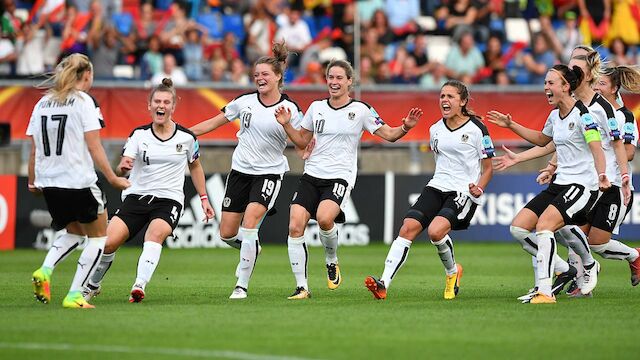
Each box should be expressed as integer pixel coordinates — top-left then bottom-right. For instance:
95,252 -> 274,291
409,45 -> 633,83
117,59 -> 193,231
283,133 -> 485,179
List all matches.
62,291 -> 95,309
32,267 -> 52,304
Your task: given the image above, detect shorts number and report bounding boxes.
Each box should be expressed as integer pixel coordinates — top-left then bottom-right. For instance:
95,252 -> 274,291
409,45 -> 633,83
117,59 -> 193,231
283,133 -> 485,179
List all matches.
261,179 -> 275,197
41,114 -> 68,156
608,204 -> 618,221
332,183 -> 346,199
453,192 -> 469,209
563,186 -> 580,203
170,206 -> 178,224
315,119 -> 325,133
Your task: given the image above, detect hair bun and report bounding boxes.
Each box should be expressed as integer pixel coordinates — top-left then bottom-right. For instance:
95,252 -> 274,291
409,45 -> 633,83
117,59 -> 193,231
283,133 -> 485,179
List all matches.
161,78 -> 173,88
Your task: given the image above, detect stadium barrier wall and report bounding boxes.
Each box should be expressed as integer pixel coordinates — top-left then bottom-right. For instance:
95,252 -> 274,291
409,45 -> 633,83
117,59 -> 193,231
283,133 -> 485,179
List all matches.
5,174 -> 640,250
2,86 -> 640,143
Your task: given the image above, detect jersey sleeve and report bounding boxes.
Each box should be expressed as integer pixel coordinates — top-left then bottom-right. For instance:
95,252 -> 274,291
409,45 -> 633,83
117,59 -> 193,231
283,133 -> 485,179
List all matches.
476,127 -> 495,159
222,98 -> 240,122
82,95 -> 104,132
541,114 -> 554,138
187,137 -> 200,163
300,103 -> 314,131
622,112 -> 637,146
122,130 -> 139,159
363,105 -> 385,135
289,105 -> 304,130
580,112 -> 601,143
605,114 -> 622,141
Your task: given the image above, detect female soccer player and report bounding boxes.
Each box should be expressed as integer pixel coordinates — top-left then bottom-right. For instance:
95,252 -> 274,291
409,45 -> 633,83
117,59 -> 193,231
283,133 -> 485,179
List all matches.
488,64 -> 609,304
84,78 -> 214,303
189,42 -> 304,299
364,80 -> 494,301
275,59 -> 423,299
577,64 -> 640,287
28,53 -> 130,308
494,46 -> 632,298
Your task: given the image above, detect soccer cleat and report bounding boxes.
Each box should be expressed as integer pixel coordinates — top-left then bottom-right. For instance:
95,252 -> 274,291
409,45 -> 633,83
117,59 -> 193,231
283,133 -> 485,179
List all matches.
630,249 -> 640,286
529,292 -> 556,304
129,284 -> 145,303
229,286 -> 247,299
551,265 -> 577,295
32,267 -> 52,304
326,263 -> 342,290
287,287 -> 311,300
443,264 -> 463,300
517,286 -> 538,302
62,291 -> 95,309
364,276 -> 387,300
580,260 -> 600,295
81,283 -> 101,302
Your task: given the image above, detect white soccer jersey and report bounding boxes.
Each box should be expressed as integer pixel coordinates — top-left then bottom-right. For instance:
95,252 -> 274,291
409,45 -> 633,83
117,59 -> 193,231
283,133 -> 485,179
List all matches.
26,91 -> 104,189
300,99 -> 384,186
589,94 -> 625,186
223,92 -> 302,175
542,101 -> 598,191
427,116 -> 495,204
121,123 -> 199,206
619,106 -> 638,191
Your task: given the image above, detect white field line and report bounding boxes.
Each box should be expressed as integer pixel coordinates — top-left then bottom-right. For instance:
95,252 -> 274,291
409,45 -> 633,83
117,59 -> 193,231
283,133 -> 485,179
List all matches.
0,342 -> 318,360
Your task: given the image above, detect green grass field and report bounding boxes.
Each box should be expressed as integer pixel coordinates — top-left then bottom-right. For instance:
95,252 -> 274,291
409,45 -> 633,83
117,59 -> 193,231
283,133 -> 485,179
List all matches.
1,242 -> 639,360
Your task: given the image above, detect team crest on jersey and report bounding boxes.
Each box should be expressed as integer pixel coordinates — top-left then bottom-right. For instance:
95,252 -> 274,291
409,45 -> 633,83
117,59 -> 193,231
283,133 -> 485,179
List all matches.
223,197 -> 231,207
176,144 -> 183,152
461,134 -> 469,142
568,122 -> 575,130
348,112 -> 355,121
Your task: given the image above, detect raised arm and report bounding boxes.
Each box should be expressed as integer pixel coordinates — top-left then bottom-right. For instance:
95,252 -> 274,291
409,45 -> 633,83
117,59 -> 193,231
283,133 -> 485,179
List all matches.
487,110 -> 552,147
189,113 -> 228,136
374,108 -> 423,142
274,105 -> 314,148
493,142 -> 556,171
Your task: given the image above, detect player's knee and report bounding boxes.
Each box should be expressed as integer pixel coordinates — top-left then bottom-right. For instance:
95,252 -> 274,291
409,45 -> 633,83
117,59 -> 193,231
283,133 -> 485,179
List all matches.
427,226 -> 447,242
289,221 -> 305,237
104,242 -> 119,254
510,226 -> 529,241
219,223 -> 238,239
398,219 -> 422,239
316,215 -> 335,231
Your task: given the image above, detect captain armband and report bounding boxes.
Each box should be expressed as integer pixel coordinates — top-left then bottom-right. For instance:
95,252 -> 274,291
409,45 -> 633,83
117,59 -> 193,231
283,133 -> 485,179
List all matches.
584,129 -> 601,143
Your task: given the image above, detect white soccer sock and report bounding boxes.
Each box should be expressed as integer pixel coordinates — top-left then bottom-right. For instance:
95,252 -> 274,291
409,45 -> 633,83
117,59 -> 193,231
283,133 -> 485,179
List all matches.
42,232 -> 85,270
288,235 -> 308,290
69,236 -> 106,293
557,225 -> 594,271
535,230 -> 556,297
380,237 -> 412,288
236,227 -> 259,290
531,256 -> 539,288
591,240 -> 640,262
554,254 -> 570,273
431,235 -> 457,276
134,241 -> 163,288
319,225 -> 339,265
88,251 -> 116,287
221,234 -> 242,250
510,226 -> 538,256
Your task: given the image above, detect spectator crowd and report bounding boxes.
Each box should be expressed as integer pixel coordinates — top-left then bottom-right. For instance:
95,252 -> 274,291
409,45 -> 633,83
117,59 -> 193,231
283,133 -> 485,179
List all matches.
1,0 -> 639,87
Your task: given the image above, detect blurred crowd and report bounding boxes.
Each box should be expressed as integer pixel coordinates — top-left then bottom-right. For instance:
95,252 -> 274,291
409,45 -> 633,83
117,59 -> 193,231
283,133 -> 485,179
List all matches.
1,0 -> 640,86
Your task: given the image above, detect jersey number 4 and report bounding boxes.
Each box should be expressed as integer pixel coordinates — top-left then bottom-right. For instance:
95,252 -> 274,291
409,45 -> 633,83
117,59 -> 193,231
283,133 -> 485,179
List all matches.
41,114 -> 68,156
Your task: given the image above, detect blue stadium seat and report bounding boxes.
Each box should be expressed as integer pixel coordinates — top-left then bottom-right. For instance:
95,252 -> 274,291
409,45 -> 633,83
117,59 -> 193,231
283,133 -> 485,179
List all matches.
222,14 -> 245,43
112,12 -> 134,36
317,16 -> 332,32
197,13 -> 222,40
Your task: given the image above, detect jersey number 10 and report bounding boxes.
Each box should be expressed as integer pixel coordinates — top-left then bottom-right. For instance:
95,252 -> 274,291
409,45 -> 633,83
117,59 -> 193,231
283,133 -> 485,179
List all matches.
41,114 -> 68,156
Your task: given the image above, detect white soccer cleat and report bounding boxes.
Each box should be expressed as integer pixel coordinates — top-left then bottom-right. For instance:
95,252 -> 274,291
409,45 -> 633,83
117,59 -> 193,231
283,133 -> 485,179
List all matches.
580,260 -> 600,295
517,286 -> 538,302
81,283 -> 101,302
229,286 -> 247,299
129,283 -> 145,303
